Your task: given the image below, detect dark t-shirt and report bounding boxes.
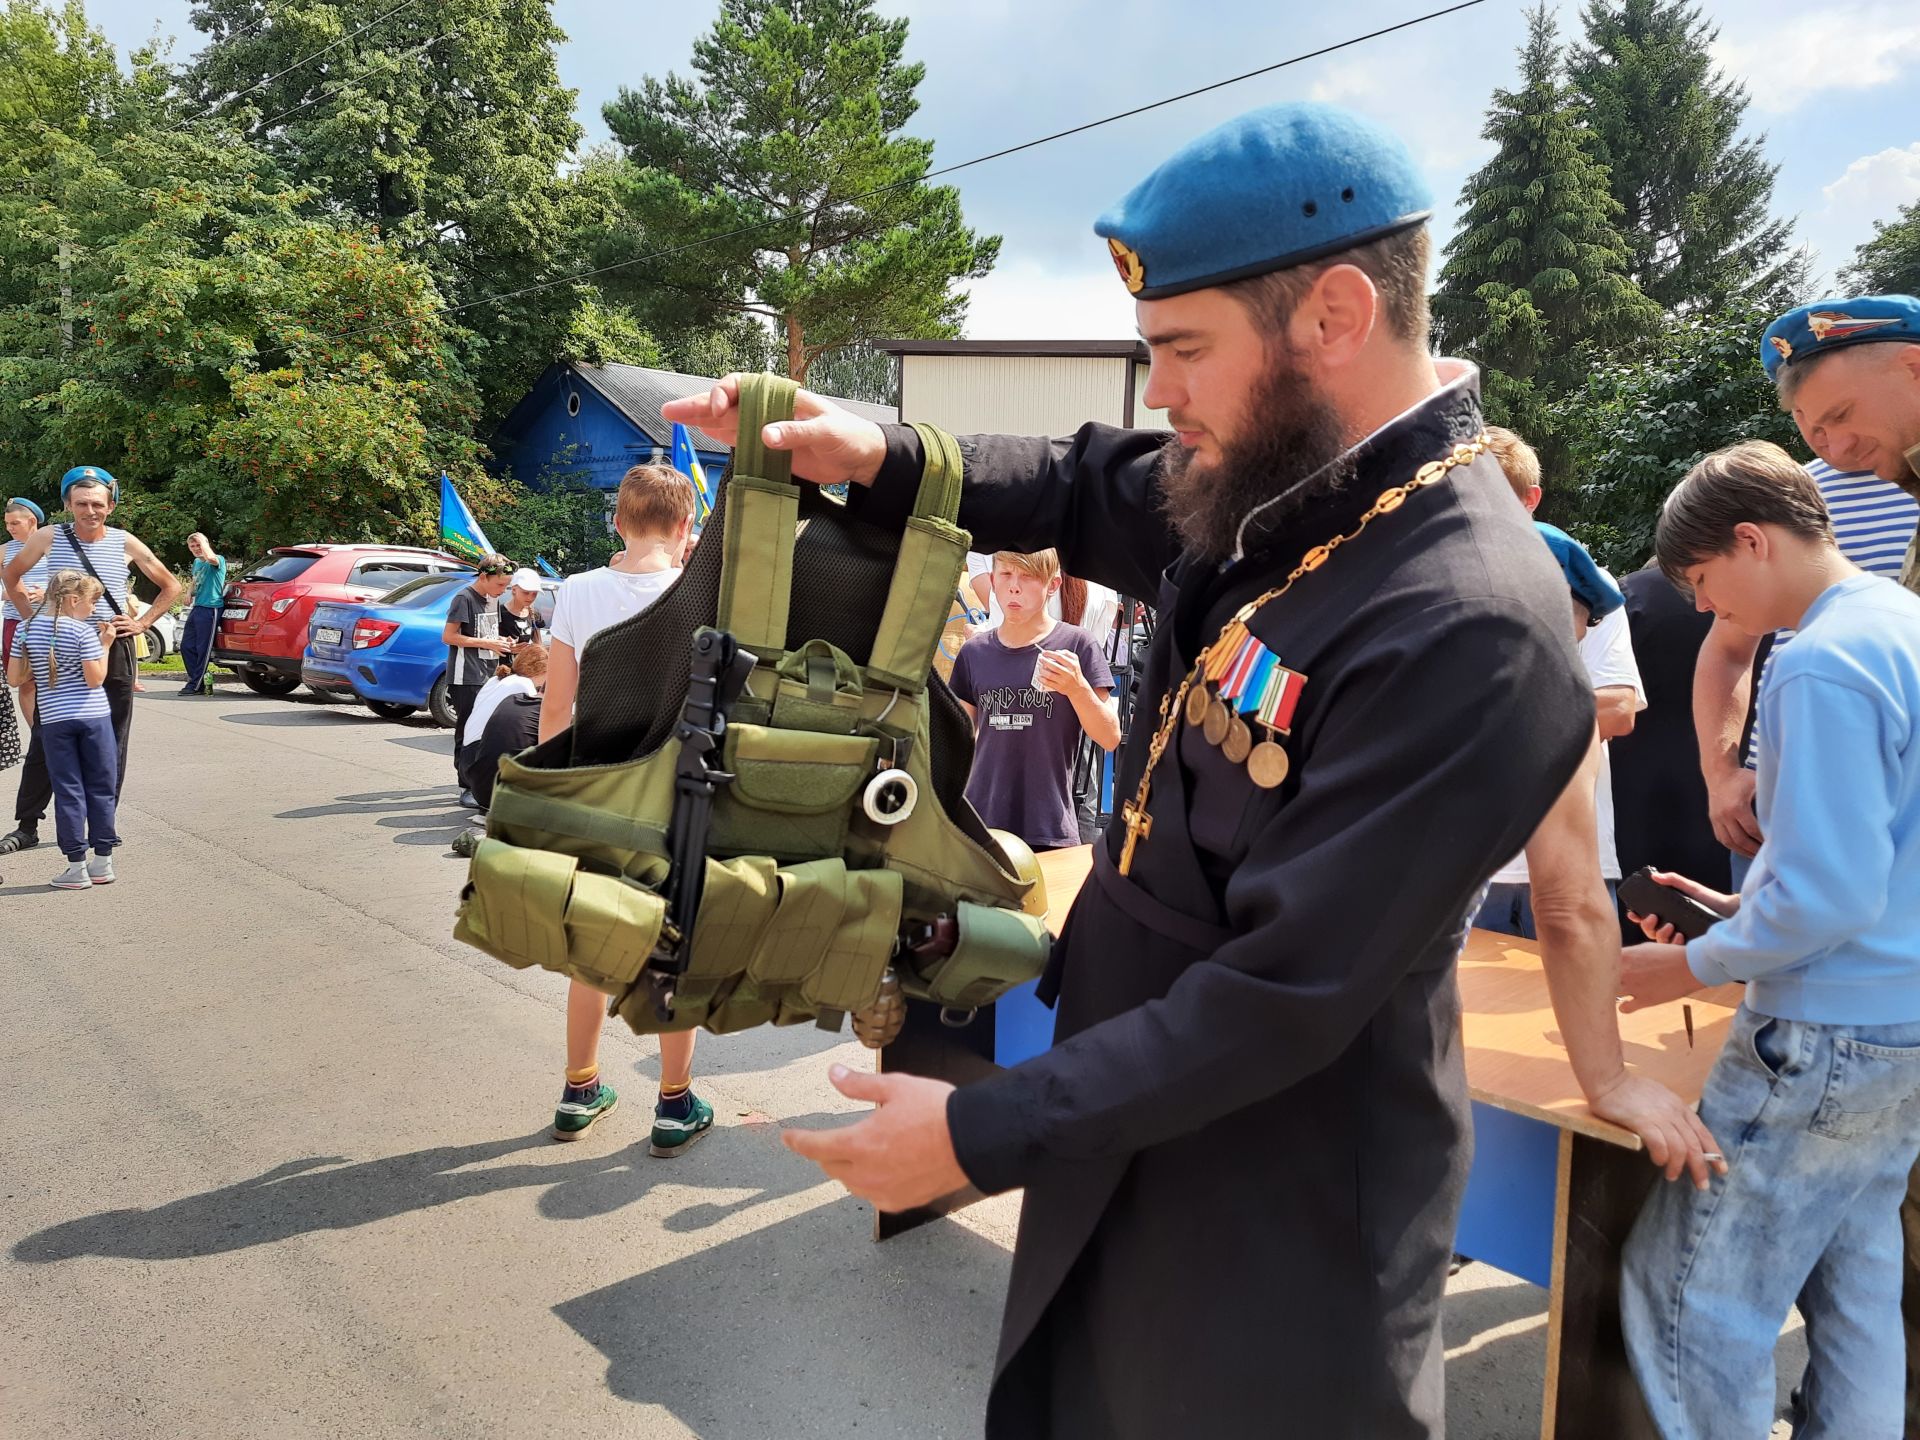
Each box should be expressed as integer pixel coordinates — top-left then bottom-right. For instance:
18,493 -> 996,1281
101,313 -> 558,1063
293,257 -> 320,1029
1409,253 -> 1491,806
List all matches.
949,621 -> 1114,848
470,693 -> 542,809
498,604 -> 537,645
446,585 -> 500,687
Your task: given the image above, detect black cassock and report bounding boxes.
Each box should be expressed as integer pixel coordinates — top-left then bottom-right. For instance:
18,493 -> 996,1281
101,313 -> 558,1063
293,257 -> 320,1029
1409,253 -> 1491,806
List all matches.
853,365 -> 1592,1438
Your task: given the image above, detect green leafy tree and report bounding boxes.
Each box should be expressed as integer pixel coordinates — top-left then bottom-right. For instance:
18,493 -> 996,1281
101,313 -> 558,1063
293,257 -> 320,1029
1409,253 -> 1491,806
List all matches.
477,471 -> 618,577
1549,300 -> 1804,570
0,5 -> 488,565
1843,198 -> 1920,298
596,0 -> 999,382
1434,3 -> 1659,429
183,0 -> 587,420
1568,0 -> 1792,311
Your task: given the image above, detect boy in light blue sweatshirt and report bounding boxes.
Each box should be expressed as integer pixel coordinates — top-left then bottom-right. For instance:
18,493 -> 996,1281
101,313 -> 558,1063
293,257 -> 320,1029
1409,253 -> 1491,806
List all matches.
1616,440 -> 1920,1439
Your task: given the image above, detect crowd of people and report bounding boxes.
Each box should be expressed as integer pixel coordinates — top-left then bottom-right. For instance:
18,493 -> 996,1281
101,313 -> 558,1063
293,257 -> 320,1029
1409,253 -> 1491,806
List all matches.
2,90 -> 1917,1440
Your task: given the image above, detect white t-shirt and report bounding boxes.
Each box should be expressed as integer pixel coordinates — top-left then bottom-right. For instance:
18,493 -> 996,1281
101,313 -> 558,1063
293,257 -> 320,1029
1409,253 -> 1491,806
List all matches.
549,566 -> 679,653
464,673 -> 537,748
1493,577 -> 1646,884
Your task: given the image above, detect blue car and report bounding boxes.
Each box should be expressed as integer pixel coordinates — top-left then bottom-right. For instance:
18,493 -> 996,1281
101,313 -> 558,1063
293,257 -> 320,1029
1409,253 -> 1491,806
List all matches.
303,574 -> 556,726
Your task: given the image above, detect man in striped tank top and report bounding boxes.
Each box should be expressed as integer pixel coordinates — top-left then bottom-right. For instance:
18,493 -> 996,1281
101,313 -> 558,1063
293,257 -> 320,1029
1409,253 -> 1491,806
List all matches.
1693,294 -> 1920,1433
0,466 -> 182,855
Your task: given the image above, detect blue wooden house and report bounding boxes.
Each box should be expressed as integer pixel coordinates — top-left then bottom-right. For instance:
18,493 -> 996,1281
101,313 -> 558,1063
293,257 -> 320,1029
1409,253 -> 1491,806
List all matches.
491,361 -> 899,493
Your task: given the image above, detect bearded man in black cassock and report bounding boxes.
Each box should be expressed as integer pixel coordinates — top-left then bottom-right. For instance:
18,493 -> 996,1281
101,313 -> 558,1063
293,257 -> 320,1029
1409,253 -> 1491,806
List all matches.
673,102 -> 1595,1439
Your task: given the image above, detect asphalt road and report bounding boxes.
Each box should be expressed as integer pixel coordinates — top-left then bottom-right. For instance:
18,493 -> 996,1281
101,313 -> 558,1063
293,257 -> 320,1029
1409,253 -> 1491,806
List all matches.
0,676 -> 1798,1438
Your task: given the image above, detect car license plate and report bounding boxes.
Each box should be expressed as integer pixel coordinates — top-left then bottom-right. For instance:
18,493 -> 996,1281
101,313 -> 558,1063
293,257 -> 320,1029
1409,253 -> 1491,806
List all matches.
222,606 -> 249,621
314,626 -> 344,647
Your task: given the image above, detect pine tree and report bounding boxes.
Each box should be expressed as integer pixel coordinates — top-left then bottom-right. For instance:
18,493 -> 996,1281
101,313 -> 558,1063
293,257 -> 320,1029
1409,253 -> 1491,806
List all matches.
1843,198 -> 1920,298
595,0 -> 999,383
1569,0 -> 1791,311
1433,5 -> 1657,411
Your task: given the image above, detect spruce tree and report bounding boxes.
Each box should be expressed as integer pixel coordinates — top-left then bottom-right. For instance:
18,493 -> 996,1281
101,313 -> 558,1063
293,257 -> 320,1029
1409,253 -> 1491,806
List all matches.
1844,198 -> 1920,298
1569,0 -> 1791,310
1433,5 -> 1656,413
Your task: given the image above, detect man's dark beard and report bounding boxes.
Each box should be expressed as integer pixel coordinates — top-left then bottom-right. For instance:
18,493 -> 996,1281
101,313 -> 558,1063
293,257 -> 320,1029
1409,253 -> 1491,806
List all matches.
1156,349 -> 1353,562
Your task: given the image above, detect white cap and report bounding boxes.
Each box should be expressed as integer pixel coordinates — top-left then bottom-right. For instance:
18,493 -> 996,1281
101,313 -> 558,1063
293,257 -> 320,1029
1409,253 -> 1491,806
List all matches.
510,567 -> 542,591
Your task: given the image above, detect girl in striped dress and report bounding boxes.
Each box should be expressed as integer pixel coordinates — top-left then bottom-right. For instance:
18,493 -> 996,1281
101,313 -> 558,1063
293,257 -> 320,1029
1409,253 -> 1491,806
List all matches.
5,571 -> 119,888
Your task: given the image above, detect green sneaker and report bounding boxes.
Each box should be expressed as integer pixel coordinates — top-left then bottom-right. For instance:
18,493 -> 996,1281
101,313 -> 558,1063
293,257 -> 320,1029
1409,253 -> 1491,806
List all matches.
649,1090 -> 714,1158
552,1081 -> 618,1142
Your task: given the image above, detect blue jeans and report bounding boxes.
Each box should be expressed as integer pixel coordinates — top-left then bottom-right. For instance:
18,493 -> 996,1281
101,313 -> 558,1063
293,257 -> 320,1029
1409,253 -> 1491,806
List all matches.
41,715 -> 120,862
1475,880 -> 1618,940
182,604 -> 218,693
1622,1005 -> 1920,1438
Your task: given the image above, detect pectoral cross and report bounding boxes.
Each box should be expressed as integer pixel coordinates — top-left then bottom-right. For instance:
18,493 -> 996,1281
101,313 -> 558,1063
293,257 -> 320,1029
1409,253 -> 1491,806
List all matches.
1118,799 -> 1153,876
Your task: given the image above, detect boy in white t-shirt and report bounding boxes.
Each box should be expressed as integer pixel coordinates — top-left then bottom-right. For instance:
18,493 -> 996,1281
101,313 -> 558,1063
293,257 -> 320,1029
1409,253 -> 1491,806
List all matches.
1477,428 -> 1646,936
538,464 -> 706,1153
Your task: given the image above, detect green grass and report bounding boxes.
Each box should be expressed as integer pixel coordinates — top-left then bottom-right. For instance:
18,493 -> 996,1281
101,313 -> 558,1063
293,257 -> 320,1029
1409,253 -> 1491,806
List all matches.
141,652 -> 185,674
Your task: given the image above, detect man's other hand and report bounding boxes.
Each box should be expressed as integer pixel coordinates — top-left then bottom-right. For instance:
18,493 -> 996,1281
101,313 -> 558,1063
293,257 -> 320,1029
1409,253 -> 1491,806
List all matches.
782,1065 -> 968,1212
1586,1072 -> 1726,1190
1707,766 -> 1762,856
661,376 -> 888,488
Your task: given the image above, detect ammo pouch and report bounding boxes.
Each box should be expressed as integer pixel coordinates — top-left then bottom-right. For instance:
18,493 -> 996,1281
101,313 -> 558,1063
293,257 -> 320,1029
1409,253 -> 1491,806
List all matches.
453,375 -> 1051,1038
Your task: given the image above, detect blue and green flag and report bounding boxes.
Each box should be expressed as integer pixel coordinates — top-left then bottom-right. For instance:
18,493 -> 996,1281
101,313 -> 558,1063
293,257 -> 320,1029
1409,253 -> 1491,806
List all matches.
438,474 -> 494,563
670,423 -> 712,522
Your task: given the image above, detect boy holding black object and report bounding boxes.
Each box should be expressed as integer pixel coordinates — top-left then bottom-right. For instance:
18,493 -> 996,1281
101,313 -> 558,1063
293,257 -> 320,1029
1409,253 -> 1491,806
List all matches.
1618,440 -> 1920,1438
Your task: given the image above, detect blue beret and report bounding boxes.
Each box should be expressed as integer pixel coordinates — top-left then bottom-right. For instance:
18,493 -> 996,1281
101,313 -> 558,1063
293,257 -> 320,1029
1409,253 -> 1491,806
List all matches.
1095,102 -> 1431,300
1761,294 -> 1920,382
1534,522 -> 1622,625
5,496 -> 44,524
61,465 -> 118,502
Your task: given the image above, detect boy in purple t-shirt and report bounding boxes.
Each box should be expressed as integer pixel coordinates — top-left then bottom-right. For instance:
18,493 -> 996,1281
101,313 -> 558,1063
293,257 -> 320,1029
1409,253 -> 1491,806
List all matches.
949,549 -> 1120,849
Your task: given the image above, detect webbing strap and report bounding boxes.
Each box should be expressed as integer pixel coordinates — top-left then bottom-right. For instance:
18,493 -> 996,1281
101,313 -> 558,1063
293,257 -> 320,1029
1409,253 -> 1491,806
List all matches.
717,375 -> 801,653
908,423 -> 963,523
867,423 -> 970,691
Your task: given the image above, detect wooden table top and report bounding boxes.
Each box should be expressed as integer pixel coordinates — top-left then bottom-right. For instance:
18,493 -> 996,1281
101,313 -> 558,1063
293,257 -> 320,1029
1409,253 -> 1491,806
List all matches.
1033,844 -> 1739,1151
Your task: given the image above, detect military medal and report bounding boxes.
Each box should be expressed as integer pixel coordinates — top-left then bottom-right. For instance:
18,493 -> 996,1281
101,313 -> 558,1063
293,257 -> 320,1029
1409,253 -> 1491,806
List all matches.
1247,739 -> 1289,789
1185,686 -> 1212,727
1222,717 -> 1252,763
1114,433 -> 1491,877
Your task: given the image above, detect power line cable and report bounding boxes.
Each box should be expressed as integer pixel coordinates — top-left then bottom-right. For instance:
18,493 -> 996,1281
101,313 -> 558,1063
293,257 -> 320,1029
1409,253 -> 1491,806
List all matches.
306,0 -> 1491,350
250,31 -> 446,131
191,0 -> 422,120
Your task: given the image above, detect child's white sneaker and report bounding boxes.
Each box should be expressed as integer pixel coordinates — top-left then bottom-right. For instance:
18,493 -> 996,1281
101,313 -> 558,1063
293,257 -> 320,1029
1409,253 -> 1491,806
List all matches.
50,861 -> 91,890
87,855 -> 115,885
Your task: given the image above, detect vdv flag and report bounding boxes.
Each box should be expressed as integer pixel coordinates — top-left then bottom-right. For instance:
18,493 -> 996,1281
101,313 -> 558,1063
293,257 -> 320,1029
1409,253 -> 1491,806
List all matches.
535,555 -> 561,579
439,474 -> 494,563
670,422 -> 712,521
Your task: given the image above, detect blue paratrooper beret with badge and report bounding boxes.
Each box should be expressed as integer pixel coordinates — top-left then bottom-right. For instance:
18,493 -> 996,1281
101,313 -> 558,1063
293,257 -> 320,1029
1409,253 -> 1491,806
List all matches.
60,464 -> 119,502
1094,101 -> 1432,300
1760,294 -> 1920,382
1534,522 -> 1623,626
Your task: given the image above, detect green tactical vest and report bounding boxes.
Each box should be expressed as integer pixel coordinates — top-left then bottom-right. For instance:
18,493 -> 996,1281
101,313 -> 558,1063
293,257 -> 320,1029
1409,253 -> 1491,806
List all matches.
452,375 -> 1052,1041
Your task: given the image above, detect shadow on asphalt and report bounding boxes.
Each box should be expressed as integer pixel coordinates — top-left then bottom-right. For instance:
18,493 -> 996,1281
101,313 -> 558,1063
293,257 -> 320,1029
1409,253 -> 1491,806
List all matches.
220,708 -> 373,728
272,786 -> 471,846
11,1116 -> 846,1263
555,1196 -> 1004,1438
386,733 -> 454,755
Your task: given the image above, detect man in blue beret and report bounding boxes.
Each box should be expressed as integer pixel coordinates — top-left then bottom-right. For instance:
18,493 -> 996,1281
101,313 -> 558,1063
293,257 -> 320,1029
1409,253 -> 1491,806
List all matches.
1756,293 -> 1920,1434
1762,294 -> 1920,593
668,102 -> 1672,1435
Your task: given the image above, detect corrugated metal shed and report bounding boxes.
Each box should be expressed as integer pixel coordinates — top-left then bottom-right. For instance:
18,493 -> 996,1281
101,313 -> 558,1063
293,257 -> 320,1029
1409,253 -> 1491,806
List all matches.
873,339 -> 1171,437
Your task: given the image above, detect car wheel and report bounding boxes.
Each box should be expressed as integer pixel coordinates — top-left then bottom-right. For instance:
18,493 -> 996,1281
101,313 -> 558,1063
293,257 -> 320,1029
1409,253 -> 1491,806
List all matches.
367,700 -> 418,720
145,629 -> 168,662
241,671 -> 301,697
428,674 -> 456,728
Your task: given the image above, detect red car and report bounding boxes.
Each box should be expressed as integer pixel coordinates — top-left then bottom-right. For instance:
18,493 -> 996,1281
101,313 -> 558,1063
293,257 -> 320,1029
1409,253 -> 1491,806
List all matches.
214,544 -> 474,696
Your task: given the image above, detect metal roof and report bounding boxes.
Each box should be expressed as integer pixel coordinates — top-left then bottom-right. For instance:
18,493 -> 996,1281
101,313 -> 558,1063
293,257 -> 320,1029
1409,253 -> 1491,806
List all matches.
872,339 -> 1149,361
571,363 -> 899,453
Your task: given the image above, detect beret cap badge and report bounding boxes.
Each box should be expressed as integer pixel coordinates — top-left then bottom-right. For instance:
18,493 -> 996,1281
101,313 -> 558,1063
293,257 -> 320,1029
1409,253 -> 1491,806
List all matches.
1769,336 -> 1793,361
1107,237 -> 1146,295
1805,311 -> 1900,344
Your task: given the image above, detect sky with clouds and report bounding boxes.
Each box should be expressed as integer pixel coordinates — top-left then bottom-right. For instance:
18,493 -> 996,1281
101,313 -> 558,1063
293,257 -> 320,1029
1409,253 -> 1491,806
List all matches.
85,0 -> 1920,343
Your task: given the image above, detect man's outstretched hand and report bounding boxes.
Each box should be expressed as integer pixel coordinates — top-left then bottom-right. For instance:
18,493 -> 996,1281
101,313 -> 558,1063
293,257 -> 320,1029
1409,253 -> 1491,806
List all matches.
782,1065 -> 969,1212
660,375 -> 889,489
